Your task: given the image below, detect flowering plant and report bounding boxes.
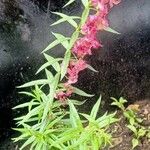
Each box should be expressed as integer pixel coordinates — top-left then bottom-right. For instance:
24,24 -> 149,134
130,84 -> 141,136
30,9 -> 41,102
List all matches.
13,0 -> 121,149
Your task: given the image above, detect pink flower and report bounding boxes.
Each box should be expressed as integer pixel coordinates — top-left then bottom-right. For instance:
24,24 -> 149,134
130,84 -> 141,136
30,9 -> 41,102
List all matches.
81,15 -> 98,36
82,11 -> 108,35
72,36 -> 101,57
109,0 -> 121,8
55,91 -> 67,101
91,0 -> 107,10
91,0 -> 121,9
55,86 -> 73,101
66,59 -> 87,84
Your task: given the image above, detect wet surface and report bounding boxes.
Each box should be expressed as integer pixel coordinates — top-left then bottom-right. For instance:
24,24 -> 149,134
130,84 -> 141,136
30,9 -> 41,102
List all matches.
0,0 -> 149,145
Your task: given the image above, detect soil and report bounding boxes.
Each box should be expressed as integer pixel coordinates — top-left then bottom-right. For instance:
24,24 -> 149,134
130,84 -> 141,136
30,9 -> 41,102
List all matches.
0,100 -> 150,150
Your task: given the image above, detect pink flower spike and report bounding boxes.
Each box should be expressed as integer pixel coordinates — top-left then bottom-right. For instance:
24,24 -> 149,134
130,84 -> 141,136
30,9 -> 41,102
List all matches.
109,0 -> 121,8
66,59 -> 87,84
72,36 -> 101,58
81,15 -> 98,36
55,91 -> 67,101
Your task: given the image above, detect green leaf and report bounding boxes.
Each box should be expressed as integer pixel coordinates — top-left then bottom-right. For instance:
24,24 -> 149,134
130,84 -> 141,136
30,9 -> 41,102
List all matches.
138,128 -> 146,138
69,100 -> 83,128
60,50 -> 71,80
13,102 -> 39,109
42,39 -> 60,53
104,27 -> 120,34
47,115 -> 65,129
18,105 -> 43,125
70,30 -> 79,47
30,141 -> 38,150
111,97 -> 126,111
67,19 -> 78,28
129,117 -> 135,126
69,99 -> 86,106
81,113 -> 96,124
132,138 -> 139,149
81,0 -> 89,8
42,73 -> 60,121
63,0 -> 75,8
34,142 -> 44,150
68,128 -> 93,149
17,79 -> 51,88
36,59 -> 61,74
52,32 -> 69,49
119,97 -> 127,103
80,8 -> 89,26
18,91 -> 36,98
90,95 -> 101,119
51,12 -> 80,20
20,136 -> 35,150
91,135 -> 99,150
127,125 -> 137,135
146,131 -> 150,139
97,112 -> 118,128
51,12 -> 68,18
42,33 -> 70,53
50,18 -> 67,26
87,64 -> 98,73
51,12 -> 80,28
51,128 -> 80,146
45,69 -> 53,81
72,86 -> 94,97
44,53 -> 61,72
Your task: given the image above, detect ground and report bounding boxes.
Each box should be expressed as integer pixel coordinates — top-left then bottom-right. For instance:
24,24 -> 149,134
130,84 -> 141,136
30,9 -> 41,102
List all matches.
107,99 -> 150,150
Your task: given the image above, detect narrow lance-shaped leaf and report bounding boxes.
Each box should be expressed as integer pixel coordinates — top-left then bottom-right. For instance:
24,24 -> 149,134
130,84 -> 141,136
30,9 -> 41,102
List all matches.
13,102 -> 40,110
52,32 -> 69,49
34,142 -> 43,150
104,27 -> 120,34
90,95 -> 101,119
44,53 -> 61,72
18,91 -> 36,98
60,50 -> 71,80
69,30 -> 79,47
68,99 -> 87,106
30,141 -> 39,150
67,19 -> 78,28
20,136 -> 35,150
51,18 -> 67,26
42,72 -> 60,121
69,100 -> 83,128
80,8 -> 89,26
50,12 -> 79,27
68,128 -> 94,149
42,34 -> 70,53
63,0 -> 75,8
87,64 -> 98,73
72,86 -> 94,97
97,112 -> 118,128
18,105 -> 43,125
42,40 -> 60,53
36,59 -> 62,74
51,16 -> 79,28
17,79 -> 52,88
45,69 -> 54,90
51,12 -> 80,20
81,0 -> 89,8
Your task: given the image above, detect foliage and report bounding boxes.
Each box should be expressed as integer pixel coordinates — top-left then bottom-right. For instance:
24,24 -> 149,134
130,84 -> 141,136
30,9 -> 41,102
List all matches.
13,0 -> 121,149
111,97 -> 150,149
13,95 -> 118,150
